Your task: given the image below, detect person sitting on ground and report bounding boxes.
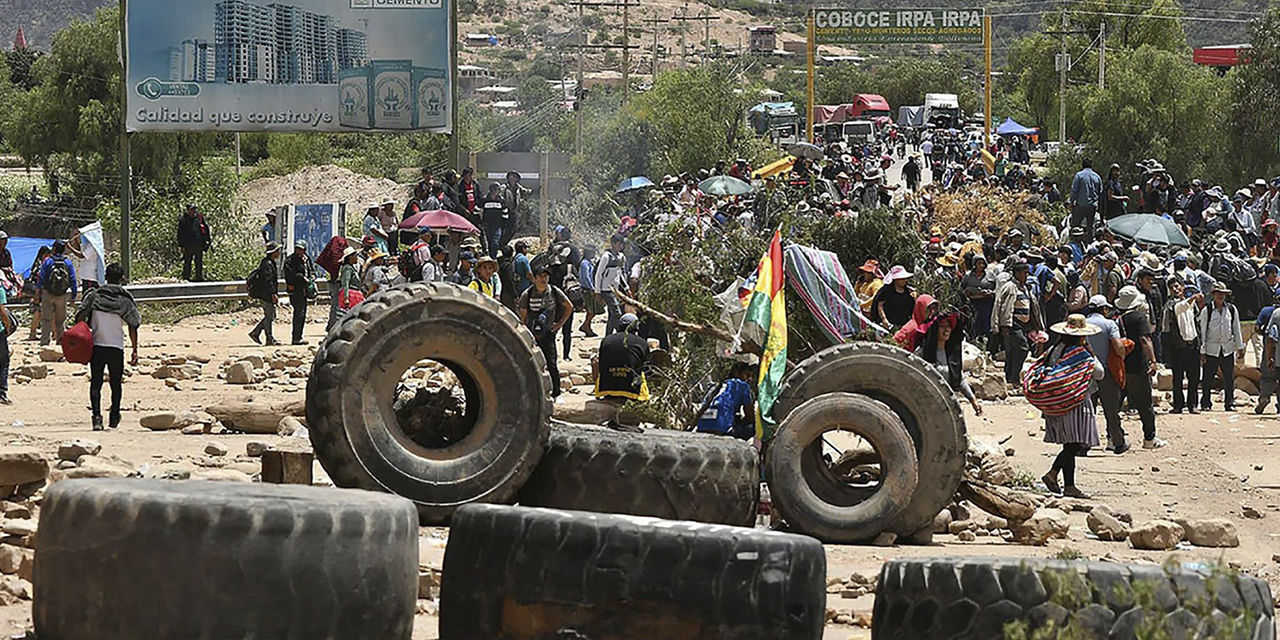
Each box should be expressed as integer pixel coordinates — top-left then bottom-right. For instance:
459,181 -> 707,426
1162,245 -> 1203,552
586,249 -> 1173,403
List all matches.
468,256 -> 499,298
915,313 -> 982,416
74,263 -> 140,431
695,360 -> 758,441
594,313 -> 651,404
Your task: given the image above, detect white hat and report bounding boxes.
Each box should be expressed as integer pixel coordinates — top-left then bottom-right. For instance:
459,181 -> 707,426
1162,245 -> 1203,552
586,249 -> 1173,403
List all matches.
883,265 -> 913,284
1115,285 -> 1148,312
1088,295 -> 1111,309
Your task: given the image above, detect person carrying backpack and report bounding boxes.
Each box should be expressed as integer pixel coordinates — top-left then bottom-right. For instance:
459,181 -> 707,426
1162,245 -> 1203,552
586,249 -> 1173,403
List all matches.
74,263 -> 140,431
283,240 -> 315,345
248,243 -> 281,346
518,265 -> 574,400
39,239 -> 77,346
594,234 -> 628,335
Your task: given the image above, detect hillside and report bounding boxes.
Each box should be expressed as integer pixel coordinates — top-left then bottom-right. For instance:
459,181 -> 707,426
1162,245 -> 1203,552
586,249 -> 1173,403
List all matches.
0,0 -> 110,49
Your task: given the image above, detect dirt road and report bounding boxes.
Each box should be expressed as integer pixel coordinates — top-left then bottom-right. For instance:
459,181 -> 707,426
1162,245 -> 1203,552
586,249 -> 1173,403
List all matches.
0,304 -> 1277,638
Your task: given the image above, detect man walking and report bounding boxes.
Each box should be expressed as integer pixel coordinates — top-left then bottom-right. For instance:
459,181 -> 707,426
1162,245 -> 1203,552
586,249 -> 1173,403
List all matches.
283,241 -> 314,345
993,261 -> 1040,386
249,243 -> 282,346
1069,158 -> 1102,241
177,204 -> 211,282
1163,280 -> 1202,414
39,240 -> 77,346
1116,285 -> 1165,449
75,264 -> 140,431
518,266 -> 574,400
1085,296 -> 1129,453
594,234 -> 629,335
1199,282 -> 1243,412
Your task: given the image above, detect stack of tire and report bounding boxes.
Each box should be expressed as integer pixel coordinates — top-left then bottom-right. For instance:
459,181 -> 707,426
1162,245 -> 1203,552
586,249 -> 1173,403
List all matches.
306,285 -> 966,542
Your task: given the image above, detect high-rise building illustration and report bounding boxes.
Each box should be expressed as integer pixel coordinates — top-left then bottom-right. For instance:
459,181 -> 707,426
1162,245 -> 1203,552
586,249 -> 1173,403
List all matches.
182,39 -> 218,82
211,0 -> 366,85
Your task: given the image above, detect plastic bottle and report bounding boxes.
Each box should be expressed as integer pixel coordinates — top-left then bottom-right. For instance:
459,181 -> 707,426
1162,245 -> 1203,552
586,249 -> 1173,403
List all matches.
757,482 -> 772,528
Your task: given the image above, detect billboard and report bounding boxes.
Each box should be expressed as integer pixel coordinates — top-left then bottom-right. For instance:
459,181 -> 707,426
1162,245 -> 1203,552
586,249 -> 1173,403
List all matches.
125,0 -> 452,133
813,8 -> 984,45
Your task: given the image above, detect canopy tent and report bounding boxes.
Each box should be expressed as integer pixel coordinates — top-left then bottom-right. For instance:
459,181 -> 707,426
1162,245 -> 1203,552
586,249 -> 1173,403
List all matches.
748,101 -> 797,117
995,118 -> 1038,137
812,104 -> 855,125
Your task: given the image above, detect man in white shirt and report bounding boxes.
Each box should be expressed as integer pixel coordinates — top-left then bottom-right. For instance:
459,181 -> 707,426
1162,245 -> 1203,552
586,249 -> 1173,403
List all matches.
1198,282 -> 1244,412
74,264 -> 140,431
594,234 -> 628,335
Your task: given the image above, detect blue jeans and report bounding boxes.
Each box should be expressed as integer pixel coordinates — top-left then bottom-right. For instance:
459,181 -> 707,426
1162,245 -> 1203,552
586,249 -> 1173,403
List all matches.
601,292 -> 622,335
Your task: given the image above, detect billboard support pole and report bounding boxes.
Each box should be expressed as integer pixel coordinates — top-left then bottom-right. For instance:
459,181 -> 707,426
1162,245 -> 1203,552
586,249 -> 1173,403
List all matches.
805,10 -> 815,144
119,0 -> 132,280
983,13 -> 992,149
449,0 -> 460,167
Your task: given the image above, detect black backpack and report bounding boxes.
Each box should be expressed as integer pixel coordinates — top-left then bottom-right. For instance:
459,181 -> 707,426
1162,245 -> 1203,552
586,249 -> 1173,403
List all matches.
246,264 -> 273,301
44,257 -> 72,296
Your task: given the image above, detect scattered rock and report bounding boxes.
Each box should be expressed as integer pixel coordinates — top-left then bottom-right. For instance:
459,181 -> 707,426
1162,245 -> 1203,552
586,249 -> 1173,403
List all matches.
239,354 -> 266,370
54,460 -> 77,471
225,362 -> 256,385
1129,520 -> 1184,551
957,530 -> 977,542
15,364 -> 47,380
834,613 -> 854,625
1011,508 -> 1070,546
0,545 -> 24,574
245,441 -> 271,457
1,521 -> 36,538
1087,506 -> 1129,542
1242,504 -> 1264,519
0,577 -> 31,601
151,363 -> 203,380
2,503 -> 31,519
948,520 -> 975,534
180,425 -> 206,435
277,416 -> 306,436
1176,518 -> 1240,548
418,567 -> 441,599
0,449 -> 49,486
970,373 -> 1009,401
933,509 -> 953,534
968,437 -> 1015,486
1155,368 -> 1173,392
63,456 -> 138,480
189,469 -> 253,483
57,438 -> 102,462
204,441 -> 229,457
38,347 -> 62,362
139,412 -> 179,430
144,461 -> 196,480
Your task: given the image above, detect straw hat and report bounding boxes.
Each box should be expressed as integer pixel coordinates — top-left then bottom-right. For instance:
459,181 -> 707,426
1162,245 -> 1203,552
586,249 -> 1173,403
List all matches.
367,251 -> 388,262
1051,313 -> 1101,337
475,255 -> 499,268
341,246 -> 358,259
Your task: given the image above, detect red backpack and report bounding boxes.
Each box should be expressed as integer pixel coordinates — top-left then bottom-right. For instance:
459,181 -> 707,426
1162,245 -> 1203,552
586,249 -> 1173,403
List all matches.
60,321 -> 94,364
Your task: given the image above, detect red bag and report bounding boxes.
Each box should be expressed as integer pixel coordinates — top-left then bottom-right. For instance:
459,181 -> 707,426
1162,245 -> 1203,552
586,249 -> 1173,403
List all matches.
339,290 -> 365,310
61,321 -> 94,364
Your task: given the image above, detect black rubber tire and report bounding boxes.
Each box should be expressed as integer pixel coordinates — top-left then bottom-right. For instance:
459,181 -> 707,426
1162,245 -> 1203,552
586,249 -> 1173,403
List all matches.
765,393 -> 918,543
440,504 -> 827,640
517,424 -> 760,526
307,283 -> 552,524
33,479 -> 418,640
872,557 -> 1277,640
773,342 -> 967,538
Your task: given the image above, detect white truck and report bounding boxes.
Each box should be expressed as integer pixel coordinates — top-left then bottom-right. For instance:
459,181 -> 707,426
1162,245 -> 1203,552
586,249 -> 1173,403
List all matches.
923,93 -> 961,129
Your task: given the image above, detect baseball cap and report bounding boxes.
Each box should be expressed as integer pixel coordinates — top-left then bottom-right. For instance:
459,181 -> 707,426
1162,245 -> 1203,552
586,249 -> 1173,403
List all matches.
459,251 -> 475,262
1088,295 -> 1111,309
619,313 -> 639,328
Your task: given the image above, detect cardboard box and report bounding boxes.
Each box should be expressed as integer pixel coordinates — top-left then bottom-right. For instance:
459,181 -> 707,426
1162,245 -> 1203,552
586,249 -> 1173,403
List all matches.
413,66 -> 449,129
370,59 -> 414,130
338,67 -> 372,130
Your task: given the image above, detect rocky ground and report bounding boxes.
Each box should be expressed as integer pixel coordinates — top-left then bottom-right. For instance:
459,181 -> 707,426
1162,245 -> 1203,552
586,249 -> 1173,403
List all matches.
0,303 -> 1277,639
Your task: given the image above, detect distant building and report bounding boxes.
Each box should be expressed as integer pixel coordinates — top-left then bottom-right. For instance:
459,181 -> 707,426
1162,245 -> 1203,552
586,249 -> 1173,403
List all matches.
457,64 -> 495,94
748,26 -> 776,54
179,39 -> 217,82
212,0 -> 364,85
465,33 -> 497,47
336,28 -> 368,70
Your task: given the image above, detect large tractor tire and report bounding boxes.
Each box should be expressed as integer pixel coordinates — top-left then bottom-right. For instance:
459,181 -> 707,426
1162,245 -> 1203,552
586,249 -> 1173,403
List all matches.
765,393 -> 918,543
773,342 -> 967,540
34,479 -> 418,640
440,504 -> 827,640
307,283 -> 552,524
517,424 -> 760,526
872,557 -> 1276,640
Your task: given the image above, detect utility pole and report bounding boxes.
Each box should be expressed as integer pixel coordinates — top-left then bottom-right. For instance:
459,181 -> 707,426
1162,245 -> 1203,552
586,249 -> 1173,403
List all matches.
576,1 -> 584,155
1058,5 -> 1068,143
702,9 -> 711,63
1098,21 -> 1106,90
672,10 -> 716,64
679,4 -> 688,68
643,16 -> 668,79
622,0 -> 630,104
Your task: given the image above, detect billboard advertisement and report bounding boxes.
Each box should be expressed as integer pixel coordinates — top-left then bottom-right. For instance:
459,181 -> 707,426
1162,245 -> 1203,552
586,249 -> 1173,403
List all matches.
813,8 -> 984,45
126,0 -> 453,133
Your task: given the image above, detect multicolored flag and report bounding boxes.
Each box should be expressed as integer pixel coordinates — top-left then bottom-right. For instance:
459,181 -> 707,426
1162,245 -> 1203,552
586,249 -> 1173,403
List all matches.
741,230 -> 788,440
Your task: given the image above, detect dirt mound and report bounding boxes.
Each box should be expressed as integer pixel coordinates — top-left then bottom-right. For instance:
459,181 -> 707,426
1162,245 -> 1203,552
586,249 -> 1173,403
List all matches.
236,165 -> 411,215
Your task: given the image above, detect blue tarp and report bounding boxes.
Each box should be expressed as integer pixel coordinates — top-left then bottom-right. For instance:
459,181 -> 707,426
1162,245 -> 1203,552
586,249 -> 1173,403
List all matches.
749,101 -> 797,116
8,236 -> 58,278
996,117 -> 1038,136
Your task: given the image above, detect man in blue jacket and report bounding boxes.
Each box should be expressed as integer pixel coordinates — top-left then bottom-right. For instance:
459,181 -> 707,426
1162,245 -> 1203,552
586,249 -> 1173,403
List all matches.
1069,158 -> 1102,242
39,240 -> 77,346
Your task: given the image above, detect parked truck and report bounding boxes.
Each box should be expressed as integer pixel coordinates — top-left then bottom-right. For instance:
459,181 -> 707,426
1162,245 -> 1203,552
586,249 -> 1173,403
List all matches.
923,93 -> 962,129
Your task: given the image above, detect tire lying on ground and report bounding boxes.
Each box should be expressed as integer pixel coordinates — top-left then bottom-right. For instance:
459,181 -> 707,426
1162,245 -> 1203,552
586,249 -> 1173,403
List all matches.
765,393 -> 918,543
307,283 -> 552,524
872,557 -> 1277,640
440,504 -> 827,640
34,479 -> 418,640
773,342 -> 967,540
517,424 -> 760,526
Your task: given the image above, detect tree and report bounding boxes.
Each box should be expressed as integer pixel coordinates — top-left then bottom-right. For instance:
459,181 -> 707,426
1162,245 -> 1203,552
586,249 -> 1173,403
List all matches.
633,64 -> 753,175
1228,7 -> 1280,185
1,47 -> 40,91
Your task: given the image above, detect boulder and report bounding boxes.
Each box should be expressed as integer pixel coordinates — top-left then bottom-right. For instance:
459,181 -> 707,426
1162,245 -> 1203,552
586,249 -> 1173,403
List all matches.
277,416 -> 306,436
204,441 -> 229,457
225,362 -> 256,385
63,456 -> 137,480
968,437 -> 1015,486
1176,518 -> 1239,548
139,412 -> 179,430
15,365 -> 47,380
1155,367 -> 1173,392
38,347 -> 62,362
57,439 -> 102,462
1129,520 -> 1184,551
151,363 -> 203,381
206,398 -> 306,434
1087,505 -> 1129,542
0,544 -> 23,574
0,450 -> 49,486
1011,508 -> 1070,546
969,373 -> 1009,401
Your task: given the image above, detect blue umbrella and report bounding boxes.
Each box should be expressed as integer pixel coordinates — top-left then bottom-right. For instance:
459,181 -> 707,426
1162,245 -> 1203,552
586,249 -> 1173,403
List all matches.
616,176 -> 655,194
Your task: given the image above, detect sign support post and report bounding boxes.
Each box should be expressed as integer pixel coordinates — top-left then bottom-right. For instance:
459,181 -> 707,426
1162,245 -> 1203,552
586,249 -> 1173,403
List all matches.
984,13 -> 992,148
119,0 -> 132,279
449,0 -> 460,167
806,10 -> 815,144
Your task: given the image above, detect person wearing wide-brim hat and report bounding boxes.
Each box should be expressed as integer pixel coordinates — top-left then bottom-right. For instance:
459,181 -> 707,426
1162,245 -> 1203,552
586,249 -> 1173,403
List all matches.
468,255 -> 500,299
874,266 -> 916,331
1039,313 -> 1105,498
336,246 -> 363,314
1115,284 -> 1167,449
249,242 -> 283,346
283,240 -> 315,345
1198,280 -> 1244,415
362,250 -> 400,296
853,259 -> 883,314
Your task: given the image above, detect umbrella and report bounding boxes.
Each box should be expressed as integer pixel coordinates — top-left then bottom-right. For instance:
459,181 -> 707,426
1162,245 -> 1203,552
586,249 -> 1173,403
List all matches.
398,209 -> 479,234
1106,214 -> 1190,248
698,175 -> 755,196
787,142 -> 824,160
615,176 -> 655,194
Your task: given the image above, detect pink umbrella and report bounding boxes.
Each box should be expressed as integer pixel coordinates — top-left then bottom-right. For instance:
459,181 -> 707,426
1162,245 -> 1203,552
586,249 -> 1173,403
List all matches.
398,209 -> 479,234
